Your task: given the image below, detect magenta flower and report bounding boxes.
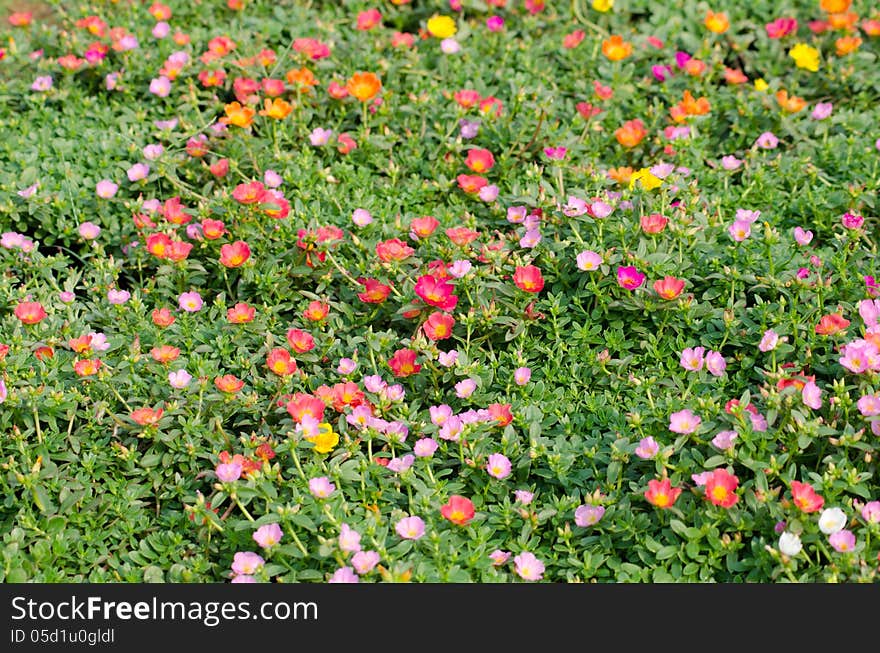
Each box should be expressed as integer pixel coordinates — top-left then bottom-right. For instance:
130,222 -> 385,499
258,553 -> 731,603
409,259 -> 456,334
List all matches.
308,476 -> 336,498
178,291 -> 203,312
486,453 -> 512,480
328,567 -> 359,583
486,15 -> 504,31
616,266 -> 645,290
544,146 -> 567,160
513,552 -> 545,581
669,409 -> 701,434
395,515 -> 426,540
841,213 -> 864,230
231,551 -> 264,576
802,381 -> 822,410
215,462 -> 242,483
635,436 -> 660,459
351,550 -> 380,574
253,523 -> 283,549
574,504 -> 605,527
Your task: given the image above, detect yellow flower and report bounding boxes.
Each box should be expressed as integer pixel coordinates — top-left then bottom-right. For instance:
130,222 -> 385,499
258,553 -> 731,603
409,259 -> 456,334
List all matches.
628,168 -> 663,191
789,43 -> 820,72
426,15 -> 457,39
306,423 -> 339,454
592,0 -> 613,11
753,78 -> 769,92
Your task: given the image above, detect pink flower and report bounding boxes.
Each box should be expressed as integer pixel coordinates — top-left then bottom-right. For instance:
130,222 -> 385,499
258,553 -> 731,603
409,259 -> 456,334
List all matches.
328,567 -> 359,583
793,226 -> 813,245
514,490 -> 534,505
861,501 -> 880,523
107,289 -> 130,304
544,146 -> 567,160
857,394 -> 880,416
455,378 -> 477,398
395,515 -> 426,540
486,453 -> 512,480
514,367 -> 531,385
576,250 -> 603,271
230,551 -> 264,576
574,505 -> 605,527
721,155 -> 742,170
95,179 -> 118,198
759,329 -> 780,352
756,131 -> 779,149
811,102 -> 833,120
841,213 -> 864,230
616,266 -> 645,290
486,16 -> 504,32
387,454 -> 415,473
178,291 -> 203,312
308,476 -> 336,498
352,208 -> 373,226
828,529 -> 856,553
712,430 -> 738,450
168,369 -> 192,389
635,436 -> 660,459
669,409 -> 701,434
351,550 -> 380,574
252,523 -> 283,549
513,552 -> 545,581
78,222 -> 101,240
802,381 -> 822,410
127,163 -> 150,182
680,347 -> 705,371
216,462 -> 242,482
705,350 -> 726,376
728,220 -> 751,241
489,550 -> 511,566
414,437 -> 439,457
338,523 -> 361,553
860,299 -> 880,327
149,75 -> 171,97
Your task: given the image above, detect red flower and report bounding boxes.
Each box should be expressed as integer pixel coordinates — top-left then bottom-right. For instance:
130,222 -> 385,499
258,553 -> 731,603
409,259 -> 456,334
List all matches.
440,495 -> 476,525
357,278 -> 392,304
14,301 -> 47,325
422,312 -> 455,341
388,348 -> 421,377
513,265 -> 545,293
644,478 -> 682,509
414,274 -> 458,311
454,89 -> 481,109
563,30 -> 586,49
162,197 -> 191,225
219,240 -> 251,268
790,480 -> 824,513
704,468 -> 739,508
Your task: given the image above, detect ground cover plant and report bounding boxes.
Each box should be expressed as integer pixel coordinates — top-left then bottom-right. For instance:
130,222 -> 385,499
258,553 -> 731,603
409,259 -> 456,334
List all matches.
0,0 -> 878,584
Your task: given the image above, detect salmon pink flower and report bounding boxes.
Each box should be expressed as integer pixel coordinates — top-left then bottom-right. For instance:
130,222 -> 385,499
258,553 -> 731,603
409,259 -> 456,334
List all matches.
704,468 -> 739,507
616,266 -> 645,290
790,480 -> 824,513
215,374 -> 244,393
488,403 -> 513,426
376,238 -> 414,262
457,174 -> 488,194
266,348 -> 297,376
766,17 -> 798,38
219,240 -> 251,268
641,213 -> 668,233
73,359 -> 102,377
286,328 -> 315,353
152,307 -> 175,327
303,300 -> 329,322
465,148 -> 495,173
227,302 -> 255,323
357,278 -> 391,304
423,312 -> 455,341
653,276 -> 685,300
440,495 -> 476,525
815,312 -> 849,335
131,406 -> 163,426
14,301 -> 47,325
645,478 -> 682,509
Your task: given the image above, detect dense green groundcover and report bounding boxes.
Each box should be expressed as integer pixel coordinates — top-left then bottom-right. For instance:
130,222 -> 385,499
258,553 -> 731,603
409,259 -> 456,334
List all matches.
0,0 -> 878,583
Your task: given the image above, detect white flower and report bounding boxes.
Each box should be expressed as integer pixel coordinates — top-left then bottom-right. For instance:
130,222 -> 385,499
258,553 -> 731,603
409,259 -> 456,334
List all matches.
818,507 -> 847,534
778,532 -> 803,557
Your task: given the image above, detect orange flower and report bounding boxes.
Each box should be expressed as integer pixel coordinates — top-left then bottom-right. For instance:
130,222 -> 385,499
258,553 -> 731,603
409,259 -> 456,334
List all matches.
286,67 -> 318,90
303,300 -> 330,322
151,345 -> 180,364
670,90 -> 711,122
815,312 -> 850,335
346,72 -> 382,102
827,12 -> 858,31
601,35 -> 632,61
73,359 -> 102,377
607,166 -> 634,184
653,276 -> 686,300
704,10 -> 730,34
220,101 -> 254,128
775,90 -> 807,113
835,35 -> 862,55
862,19 -> 880,36
723,67 -> 749,84
820,0 -> 851,14
227,302 -> 255,324
683,58 -> 707,76
259,97 -> 293,119
614,119 -> 647,147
